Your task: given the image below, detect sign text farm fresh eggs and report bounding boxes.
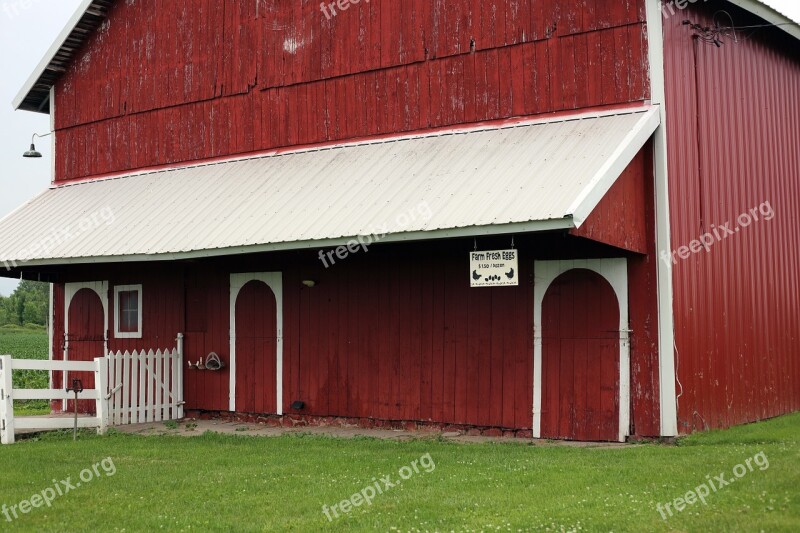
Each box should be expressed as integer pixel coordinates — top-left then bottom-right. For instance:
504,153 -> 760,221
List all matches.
469,249 -> 518,287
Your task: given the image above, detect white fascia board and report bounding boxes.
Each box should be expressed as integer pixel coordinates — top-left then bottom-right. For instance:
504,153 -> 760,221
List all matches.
0,217 -> 575,269
566,107 -> 661,227
729,0 -> 800,40
11,0 -> 96,111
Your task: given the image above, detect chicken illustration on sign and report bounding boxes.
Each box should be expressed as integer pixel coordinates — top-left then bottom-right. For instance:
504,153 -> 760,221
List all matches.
469,249 -> 519,287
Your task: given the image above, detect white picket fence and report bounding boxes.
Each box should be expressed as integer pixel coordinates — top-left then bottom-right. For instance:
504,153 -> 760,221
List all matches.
0,334 -> 184,445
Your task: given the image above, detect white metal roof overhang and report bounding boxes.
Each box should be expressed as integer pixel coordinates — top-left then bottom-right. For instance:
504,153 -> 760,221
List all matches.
0,108 -> 659,268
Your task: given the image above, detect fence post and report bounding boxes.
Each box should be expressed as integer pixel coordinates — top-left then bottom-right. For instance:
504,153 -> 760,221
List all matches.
95,357 -> 109,435
0,355 -> 15,444
176,333 -> 184,419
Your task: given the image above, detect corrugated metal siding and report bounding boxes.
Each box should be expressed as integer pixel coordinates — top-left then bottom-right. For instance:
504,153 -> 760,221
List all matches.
664,4 -> 800,432
52,0 -> 650,181
0,109 -> 655,264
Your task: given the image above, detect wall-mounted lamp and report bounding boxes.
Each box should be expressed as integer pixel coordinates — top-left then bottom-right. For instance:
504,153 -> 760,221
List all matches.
23,132 -> 53,159
301,280 -> 317,288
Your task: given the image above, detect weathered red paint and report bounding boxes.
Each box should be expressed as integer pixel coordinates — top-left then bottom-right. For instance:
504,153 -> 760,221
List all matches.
541,269 -> 620,441
664,4 -> 800,432
65,288 -> 104,414
53,0 -> 650,182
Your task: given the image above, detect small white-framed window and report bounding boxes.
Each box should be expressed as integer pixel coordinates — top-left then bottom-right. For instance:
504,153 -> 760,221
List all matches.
114,285 -> 143,339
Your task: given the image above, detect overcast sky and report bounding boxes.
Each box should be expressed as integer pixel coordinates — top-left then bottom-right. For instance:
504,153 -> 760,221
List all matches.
0,0 -> 798,296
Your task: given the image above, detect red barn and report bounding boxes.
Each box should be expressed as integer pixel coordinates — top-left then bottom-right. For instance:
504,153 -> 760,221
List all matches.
0,0 -> 797,441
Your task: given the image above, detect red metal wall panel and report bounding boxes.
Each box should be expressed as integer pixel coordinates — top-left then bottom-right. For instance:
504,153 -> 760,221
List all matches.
53,0 -> 650,181
664,4 -> 800,432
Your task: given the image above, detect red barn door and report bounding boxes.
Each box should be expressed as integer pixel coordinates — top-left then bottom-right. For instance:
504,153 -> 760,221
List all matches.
235,280 -> 278,414
541,269 -> 620,441
66,288 -> 106,414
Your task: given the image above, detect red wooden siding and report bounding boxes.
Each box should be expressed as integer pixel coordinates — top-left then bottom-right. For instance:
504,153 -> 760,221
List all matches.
47,229 -> 662,434
541,269 -> 620,441
53,0 -> 650,181
282,246 -> 534,429
66,288 -> 105,413
664,4 -> 800,432
571,149 -> 649,253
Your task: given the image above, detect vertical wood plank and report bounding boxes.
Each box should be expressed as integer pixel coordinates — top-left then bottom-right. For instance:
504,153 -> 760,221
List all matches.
122,348 -> 131,424
147,349 -> 156,422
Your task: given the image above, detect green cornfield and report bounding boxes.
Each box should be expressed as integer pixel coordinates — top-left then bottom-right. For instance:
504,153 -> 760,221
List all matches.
0,326 -> 50,415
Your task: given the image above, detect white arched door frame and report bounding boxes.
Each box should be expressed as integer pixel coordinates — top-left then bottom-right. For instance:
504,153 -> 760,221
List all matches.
229,272 -> 283,415
532,259 -> 630,442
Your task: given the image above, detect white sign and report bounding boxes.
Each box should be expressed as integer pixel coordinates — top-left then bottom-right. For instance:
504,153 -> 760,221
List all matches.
470,249 -> 518,287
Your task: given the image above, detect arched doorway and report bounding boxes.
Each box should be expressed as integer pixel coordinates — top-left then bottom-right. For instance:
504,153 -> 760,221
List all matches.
539,267 -> 623,442
233,279 -> 279,414
66,287 -> 106,414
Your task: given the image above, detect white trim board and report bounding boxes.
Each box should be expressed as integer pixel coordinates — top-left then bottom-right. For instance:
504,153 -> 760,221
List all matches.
229,273 -> 283,415
646,0 -> 679,437
48,283 -> 54,392
532,259 -> 630,443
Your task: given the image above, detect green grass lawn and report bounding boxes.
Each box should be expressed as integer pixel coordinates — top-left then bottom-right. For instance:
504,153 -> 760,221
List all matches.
0,326 -> 50,416
0,328 -> 797,531
0,413 -> 796,532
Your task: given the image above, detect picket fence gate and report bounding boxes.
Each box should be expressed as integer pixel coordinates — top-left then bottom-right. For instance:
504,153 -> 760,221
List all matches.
106,344 -> 184,426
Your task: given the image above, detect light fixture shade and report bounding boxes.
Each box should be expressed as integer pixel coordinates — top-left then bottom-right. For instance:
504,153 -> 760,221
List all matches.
23,143 -> 42,158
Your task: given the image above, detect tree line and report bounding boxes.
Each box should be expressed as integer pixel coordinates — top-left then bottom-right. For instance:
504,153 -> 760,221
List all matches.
0,281 -> 49,327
